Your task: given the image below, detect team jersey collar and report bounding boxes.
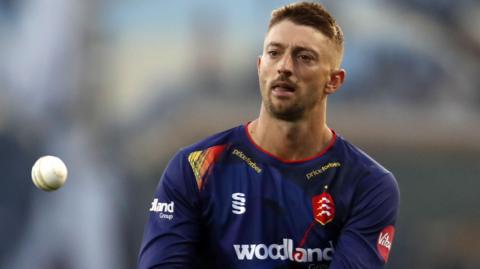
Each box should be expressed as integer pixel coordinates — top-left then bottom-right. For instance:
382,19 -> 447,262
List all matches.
242,122 -> 337,165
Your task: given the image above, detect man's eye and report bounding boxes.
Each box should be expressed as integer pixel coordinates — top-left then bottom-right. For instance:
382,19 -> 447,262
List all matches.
298,54 -> 313,62
268,51 -> 279,57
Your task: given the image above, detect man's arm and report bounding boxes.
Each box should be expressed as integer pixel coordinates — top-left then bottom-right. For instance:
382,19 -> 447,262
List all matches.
138,151 -> 201,269
329,173 -> 400,269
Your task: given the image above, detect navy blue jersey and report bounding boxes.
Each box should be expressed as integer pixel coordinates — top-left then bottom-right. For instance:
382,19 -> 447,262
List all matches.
138,124 -> 400,269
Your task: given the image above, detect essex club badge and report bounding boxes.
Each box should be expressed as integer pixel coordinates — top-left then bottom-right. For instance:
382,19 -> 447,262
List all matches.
312,186 -> 335,225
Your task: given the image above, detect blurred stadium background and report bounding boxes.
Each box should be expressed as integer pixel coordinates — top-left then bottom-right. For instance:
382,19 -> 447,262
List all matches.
1,0 -> 479,268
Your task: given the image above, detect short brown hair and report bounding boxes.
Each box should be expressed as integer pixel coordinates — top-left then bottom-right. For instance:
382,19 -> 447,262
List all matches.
269,2 -> 344,55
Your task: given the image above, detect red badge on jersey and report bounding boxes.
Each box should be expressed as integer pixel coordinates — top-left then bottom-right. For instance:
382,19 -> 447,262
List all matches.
377,225 -> 395,262
312,191 -> 335,225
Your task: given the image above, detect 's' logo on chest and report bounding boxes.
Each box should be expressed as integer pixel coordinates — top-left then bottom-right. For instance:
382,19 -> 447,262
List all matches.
232,192 -> 246,215
312,190 -> 335,225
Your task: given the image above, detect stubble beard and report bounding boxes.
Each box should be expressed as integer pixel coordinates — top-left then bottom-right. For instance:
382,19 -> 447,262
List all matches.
259,76 -> 319,122
264,94 -> 306,122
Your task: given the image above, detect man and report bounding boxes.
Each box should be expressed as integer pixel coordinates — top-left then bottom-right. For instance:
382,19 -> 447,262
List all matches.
138,2 -> 400,268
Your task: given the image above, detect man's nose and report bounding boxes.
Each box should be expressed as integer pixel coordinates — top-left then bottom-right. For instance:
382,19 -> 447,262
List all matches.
277,54 -> 293,76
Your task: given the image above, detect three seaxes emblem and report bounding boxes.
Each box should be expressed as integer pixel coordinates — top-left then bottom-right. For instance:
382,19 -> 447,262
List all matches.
312,186 -> 335,225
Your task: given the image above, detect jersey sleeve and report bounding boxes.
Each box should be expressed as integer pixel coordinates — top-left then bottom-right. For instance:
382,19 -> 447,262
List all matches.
138,150 -> 202,269
329,172 -> 400,269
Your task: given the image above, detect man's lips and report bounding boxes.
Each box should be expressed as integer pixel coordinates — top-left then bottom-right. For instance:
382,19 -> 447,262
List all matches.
271,81 -> 296,97
271,81 -> 296,91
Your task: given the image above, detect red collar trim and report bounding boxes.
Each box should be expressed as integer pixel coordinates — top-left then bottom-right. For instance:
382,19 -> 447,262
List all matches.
244,122 -> 337,164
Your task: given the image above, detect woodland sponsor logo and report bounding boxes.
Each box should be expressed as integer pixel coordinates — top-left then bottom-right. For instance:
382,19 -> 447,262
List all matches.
233,239 -> 334,262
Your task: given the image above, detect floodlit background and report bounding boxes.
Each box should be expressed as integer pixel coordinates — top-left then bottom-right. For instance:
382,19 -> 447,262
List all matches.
1,0 -> 480,268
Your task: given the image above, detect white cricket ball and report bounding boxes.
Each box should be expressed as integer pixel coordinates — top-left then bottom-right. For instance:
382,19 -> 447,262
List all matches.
31,155 -> 68,191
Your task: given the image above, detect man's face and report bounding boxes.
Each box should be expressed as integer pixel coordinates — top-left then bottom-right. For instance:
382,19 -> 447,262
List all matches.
258,20 -> 339,121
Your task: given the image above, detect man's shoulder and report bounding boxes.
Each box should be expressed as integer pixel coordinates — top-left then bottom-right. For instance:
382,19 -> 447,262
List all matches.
335,134 -> 399,199
335,134 -> 393,179
177,124 -> 243,157
164,125 -> 242,184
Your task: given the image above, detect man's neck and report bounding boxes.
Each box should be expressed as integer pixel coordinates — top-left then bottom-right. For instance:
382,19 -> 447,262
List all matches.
248,106 -> 333,161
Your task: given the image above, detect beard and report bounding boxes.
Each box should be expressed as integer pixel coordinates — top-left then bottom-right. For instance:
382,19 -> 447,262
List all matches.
264,95 -> 306,121
259,74 -> 320,122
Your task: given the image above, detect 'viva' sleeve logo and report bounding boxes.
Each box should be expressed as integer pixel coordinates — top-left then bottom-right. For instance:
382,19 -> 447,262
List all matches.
377,225 -> 395,263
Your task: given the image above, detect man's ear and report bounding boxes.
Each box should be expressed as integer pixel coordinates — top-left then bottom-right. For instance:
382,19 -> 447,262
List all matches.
325,69 -> 346,94
257,55 -> 262,75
